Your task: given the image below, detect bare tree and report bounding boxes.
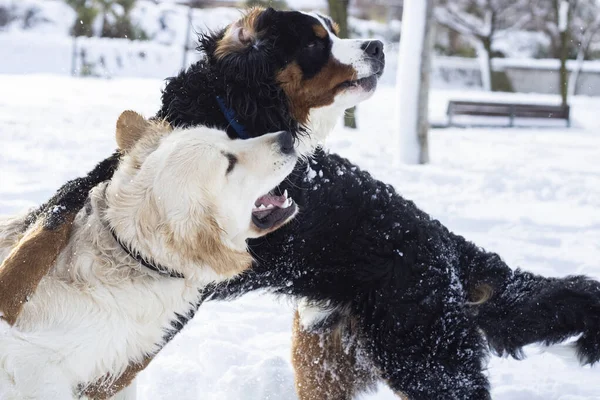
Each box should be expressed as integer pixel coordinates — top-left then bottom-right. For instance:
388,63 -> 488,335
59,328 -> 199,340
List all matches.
569,14 -> 600,96
328,0 -> 357,129
396,0 -> 433,165
435,0 -> 531,91
558,1 -> 571,106
527,0 -> 600,104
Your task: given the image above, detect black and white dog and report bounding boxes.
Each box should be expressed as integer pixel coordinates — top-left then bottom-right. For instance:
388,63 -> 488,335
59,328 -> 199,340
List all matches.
13,8 -> 600,400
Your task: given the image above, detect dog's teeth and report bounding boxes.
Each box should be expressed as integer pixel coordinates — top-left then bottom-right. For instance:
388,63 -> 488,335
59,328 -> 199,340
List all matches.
284,189 -> 288,199
266,204 -> 274,209
259,204 -> 266,209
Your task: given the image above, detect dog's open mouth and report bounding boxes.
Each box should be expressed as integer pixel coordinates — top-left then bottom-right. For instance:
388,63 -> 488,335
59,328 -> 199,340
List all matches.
337,73 -> 381,92
252,189 -> 297,230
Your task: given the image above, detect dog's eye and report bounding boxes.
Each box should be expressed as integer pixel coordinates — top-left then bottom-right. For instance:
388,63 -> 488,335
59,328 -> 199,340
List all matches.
225,152 -> 238,174
306,41 -> 317,49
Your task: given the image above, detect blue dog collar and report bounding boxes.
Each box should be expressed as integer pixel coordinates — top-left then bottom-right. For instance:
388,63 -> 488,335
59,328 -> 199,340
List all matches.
215,95 -> 250,140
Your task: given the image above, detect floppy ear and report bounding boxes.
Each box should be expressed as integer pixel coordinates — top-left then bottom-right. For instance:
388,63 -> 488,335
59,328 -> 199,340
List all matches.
214,7 -> 265,60
116,110 -> 150,152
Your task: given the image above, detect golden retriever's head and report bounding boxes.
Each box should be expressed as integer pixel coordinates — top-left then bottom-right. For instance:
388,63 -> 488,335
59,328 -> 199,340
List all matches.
105,111 -> 298,280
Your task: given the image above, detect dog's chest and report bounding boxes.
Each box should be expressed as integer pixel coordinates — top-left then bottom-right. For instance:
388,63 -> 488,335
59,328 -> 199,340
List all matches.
17,273 -> 202,384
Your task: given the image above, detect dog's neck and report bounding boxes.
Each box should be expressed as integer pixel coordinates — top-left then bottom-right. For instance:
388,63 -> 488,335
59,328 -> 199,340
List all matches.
98,181 -> 222,283
109,228 -> 185,279
208,68 -> 342,155
214,89 -> 342,157
300,105 -> 344,155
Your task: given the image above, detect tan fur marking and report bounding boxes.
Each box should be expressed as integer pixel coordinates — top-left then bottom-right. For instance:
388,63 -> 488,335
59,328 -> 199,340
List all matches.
0,215 -> 75,325
313,24 -> 328,38
292,312 -> 373,400
164,214 -> 253,278
277,60 -> 357,124
467,283 -> 493,306
215,8 -> 265,60
332,21 -> 340,36
84,357 -> 152,399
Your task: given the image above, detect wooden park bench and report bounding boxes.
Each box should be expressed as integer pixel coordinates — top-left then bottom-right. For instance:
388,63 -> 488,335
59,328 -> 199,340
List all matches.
447,100 -> 571,127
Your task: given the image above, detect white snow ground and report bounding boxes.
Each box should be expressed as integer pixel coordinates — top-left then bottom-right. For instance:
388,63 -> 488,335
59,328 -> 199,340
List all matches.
0,75 -> 599,399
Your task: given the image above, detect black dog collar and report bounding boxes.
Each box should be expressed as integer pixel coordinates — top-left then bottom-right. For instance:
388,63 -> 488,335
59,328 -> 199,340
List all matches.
110,228 -> 185,279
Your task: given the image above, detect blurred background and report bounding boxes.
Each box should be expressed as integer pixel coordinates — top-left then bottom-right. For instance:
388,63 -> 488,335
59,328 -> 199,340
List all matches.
2,0 -> 600,99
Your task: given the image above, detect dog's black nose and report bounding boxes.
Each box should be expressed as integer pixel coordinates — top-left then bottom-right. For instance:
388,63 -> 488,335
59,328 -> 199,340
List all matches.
278,131 -> 294,155
361,40 -> 384,60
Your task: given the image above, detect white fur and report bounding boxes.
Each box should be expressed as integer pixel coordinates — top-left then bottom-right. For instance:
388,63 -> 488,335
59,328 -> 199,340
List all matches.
295,12 -> 382,155
297,298 -> 337,330
309,12 -> 380,80
0,211 -> 30,261
297,72 -> 378,156
0,126 -> 297,399
302,12 -> 369,76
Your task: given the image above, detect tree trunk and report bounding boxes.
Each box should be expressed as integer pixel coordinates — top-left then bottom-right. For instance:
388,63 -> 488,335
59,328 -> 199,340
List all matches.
396,0 -> 432,165
568,19 -> 600,97
481,36 -> 493,91
328,0 -> 357,129
568,36 -> 585,98
448,29 -> 460,54
559,28 -> 569,105
557,0 -> 571,106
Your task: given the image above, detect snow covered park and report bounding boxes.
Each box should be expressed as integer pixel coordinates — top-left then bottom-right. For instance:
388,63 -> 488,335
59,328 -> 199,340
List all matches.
0,73 -> 599,399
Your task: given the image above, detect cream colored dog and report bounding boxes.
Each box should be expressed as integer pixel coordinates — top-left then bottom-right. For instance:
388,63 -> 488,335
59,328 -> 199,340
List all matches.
0,111 -> 298,399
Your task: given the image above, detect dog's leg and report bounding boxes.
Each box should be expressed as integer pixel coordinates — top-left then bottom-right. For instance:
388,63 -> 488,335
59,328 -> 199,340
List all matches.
291,311 -> 375,400
84,357 -> 151,400
378,335 -> 491,400
362,289 -> 491,400
0,341 -> 75,400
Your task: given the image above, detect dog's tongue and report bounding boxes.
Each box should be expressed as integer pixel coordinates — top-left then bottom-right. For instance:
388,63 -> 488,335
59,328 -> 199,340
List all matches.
253,190 -> 293,217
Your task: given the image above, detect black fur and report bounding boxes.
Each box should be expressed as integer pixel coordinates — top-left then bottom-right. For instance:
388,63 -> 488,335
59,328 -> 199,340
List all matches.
31,8 -> 600,399
24,151 -> 120,230
158,8 -> 332,137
